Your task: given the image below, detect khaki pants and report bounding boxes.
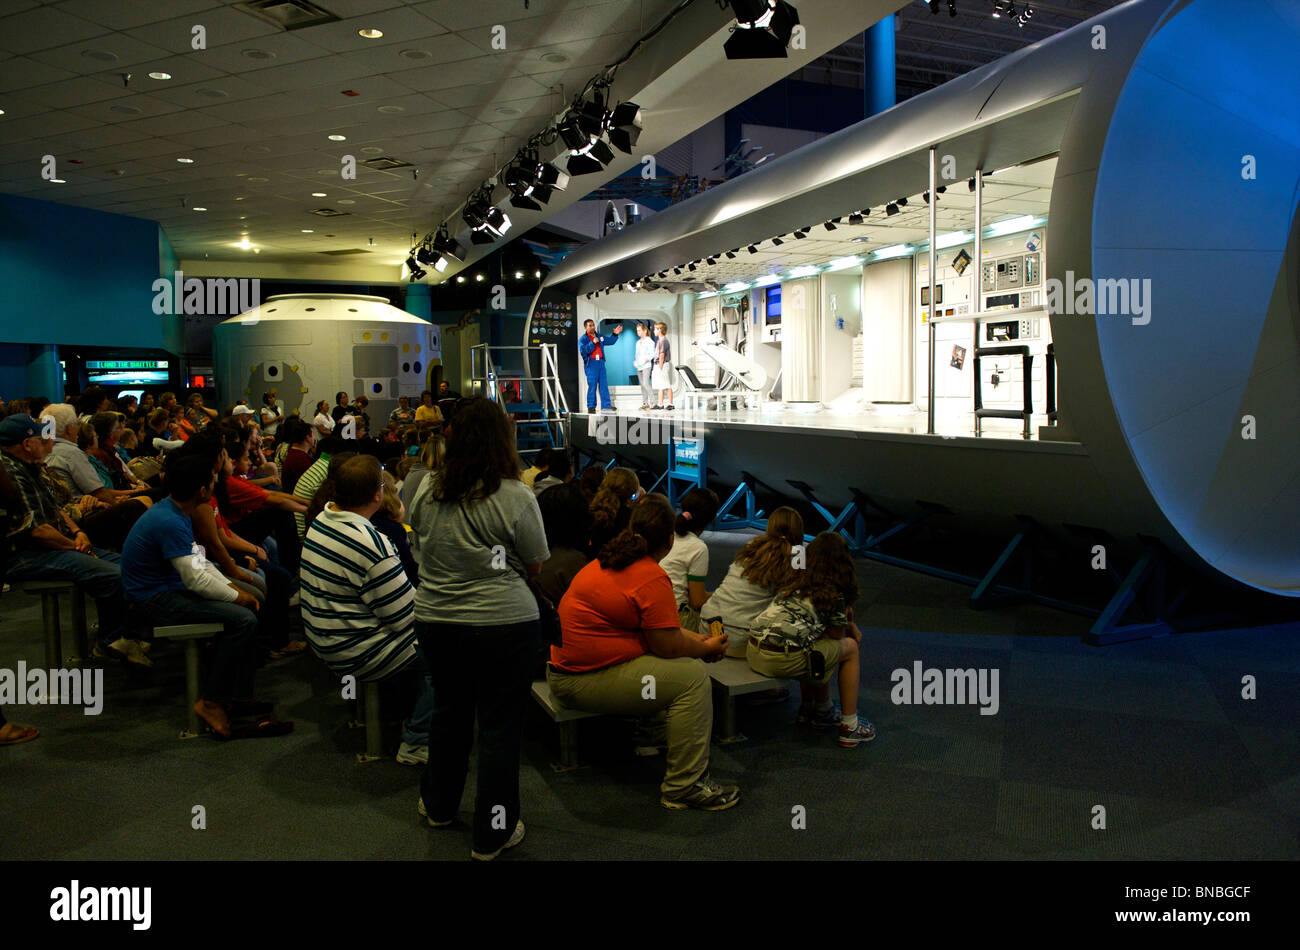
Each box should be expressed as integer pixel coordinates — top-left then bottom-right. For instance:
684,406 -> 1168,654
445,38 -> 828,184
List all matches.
746,637 -> 842,681
548,654 -> 712,797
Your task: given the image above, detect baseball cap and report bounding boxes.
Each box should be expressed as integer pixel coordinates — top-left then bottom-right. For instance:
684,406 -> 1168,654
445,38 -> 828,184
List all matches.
231,405 -> 255,417
0,413 -> 46,446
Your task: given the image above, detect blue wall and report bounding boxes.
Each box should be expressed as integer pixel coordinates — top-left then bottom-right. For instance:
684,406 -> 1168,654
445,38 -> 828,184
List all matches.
0,193 -> 182,351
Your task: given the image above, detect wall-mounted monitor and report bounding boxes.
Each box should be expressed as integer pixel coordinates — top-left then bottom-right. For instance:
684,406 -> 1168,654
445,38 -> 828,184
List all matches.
85,359 -> 169,386
765,285 -> 782,326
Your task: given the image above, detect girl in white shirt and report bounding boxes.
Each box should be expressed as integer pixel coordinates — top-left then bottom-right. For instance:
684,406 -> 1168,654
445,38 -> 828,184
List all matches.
634,322 -> 656,410
657,487 -> 719,632
702,506 -> 805,657
312,400 -> 335,438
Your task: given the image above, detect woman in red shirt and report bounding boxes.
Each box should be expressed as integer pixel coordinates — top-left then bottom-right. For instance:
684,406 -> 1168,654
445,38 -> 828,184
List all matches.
549,494 -> 737,811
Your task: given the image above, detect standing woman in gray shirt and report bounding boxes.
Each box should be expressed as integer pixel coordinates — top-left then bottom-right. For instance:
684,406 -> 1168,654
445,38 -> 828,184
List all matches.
407,397 -> 549,860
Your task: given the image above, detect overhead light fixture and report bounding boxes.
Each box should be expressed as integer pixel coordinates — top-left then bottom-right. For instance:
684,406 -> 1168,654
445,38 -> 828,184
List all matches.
301,229 -> 313,233
724,0 -> 800,59
885,202 -> 899,216
723,281 -> 750,292
534,270 -> 541,278
826,256 -> 863,272
746,244 -> 758,254
462,189 -> 512,244
687,262 -> 697,272
429,228 -> 465,271
847,211 -> 865,226
176,157 -> 195,164
504,150 -> 569,210
896,197 -> 908,207
873,243 -> 913,260
984,214 -> 1041,237
406,256 -> 427,281
771,236 -> 784,246
706,256 -> 717,265
934,230 -> 972,250
476,274 -> 485,282
328,133 -> 347,142
311,191 -> 327,197
824,218 -> 840,231
559,94 -> 617,175
456,275 -> 465,283
788,265 -> 820,278
148,71 -> 171,80
754,273 -> 781,285
725,250 -> 737,259
968,177 -> 977,192
947,0 -> 957,16
192,206 -> 207,212
928,0 -> 941,13
358,28 -> 383,39
792,229 -> 807,239
606,100 -> 644,154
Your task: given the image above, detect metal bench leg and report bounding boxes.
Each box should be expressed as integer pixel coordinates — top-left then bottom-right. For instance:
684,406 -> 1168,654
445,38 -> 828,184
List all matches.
715,690 -> 746,744
552,721 -> 586,772
41,593 -> 62,702
181,640 -> 203,738
357,681 -> 384,763
70,589 -> 89,663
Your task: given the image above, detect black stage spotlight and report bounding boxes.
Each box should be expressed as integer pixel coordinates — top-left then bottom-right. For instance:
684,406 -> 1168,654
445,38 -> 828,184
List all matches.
747,244 -> 758,254
947,0 -> 957,17
896,196 -> 908,207
968,177 -> 977,192
792,229 -> 807,239
824,217 -> 841,231
847,211 -> 864,225
687,261 -> 697,272
706,256 -> 717,265
607,100 -> 644,154
673,267 -> 683,275
724,0 -> 800,60
567,135 -> 614,176
924,188 -> 944,203
725,250 -> 737,259
406,256 -> 426,281
463,191 -> 512,245
885,202 -> 899,216
430,228 -> 465,271
415,243 -> 437,266
928,0 -> 941,12
771,236 -> 784,246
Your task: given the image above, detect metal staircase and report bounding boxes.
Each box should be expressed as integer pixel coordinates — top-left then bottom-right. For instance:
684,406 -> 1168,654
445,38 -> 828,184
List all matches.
469,342 -> 569,460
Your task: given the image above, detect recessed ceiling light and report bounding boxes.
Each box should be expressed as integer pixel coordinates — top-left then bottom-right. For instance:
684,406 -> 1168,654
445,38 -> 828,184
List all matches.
400,49 -> 432,60
360,146 -> 384,155
336,199 -> 355,205
377,105 -> 405,114
541,51 -> 569,64
241,49 -> 275,61
247,176 -> 268,183
176,157 -> 195,164
311,192 -> 327,197
148,71 -> 171,80
195,88 -> 228,99
495,106 -> 520,117
0,109 -> 5,116
301,229 -> 314,233
193,206 -> 207,212
49,178 -> 66,184
461,144 -> 485,153
233,195 -> 244,200
358,28 -> 384,39
109,104 -> 142,115
81,49 -> 118,63
328,134 -> 347,141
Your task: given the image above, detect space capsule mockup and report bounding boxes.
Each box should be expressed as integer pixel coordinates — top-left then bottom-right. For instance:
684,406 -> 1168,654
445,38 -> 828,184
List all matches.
213,294 -> 440,429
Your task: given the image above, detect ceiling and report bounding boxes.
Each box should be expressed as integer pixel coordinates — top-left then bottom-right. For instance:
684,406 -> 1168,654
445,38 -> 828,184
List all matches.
0,0 -> 693,268
602,156 -> 1055,290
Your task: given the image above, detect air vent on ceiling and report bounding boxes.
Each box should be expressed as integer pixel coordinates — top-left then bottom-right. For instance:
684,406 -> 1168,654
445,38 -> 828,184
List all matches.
361,156 -> 413,170
308,208 -> 349,216
319,248 -> 372,256
235,0 -> 340,30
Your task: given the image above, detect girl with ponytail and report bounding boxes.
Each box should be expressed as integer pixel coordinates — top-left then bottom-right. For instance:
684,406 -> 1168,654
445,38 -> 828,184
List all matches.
587,466 -> 641,555
701,506 -> 804,657
550,493 -> 739,812
658,487 -> 719,632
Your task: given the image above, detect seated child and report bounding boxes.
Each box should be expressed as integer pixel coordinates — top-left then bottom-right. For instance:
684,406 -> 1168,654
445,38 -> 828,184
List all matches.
702,506 -> 803,657
746,532 -> 874,748
657,487 -> 718,633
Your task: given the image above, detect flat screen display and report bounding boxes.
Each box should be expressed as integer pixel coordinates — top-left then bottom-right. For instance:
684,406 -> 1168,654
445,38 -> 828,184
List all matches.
765,285 -> 782,325
86,359 -> 169,386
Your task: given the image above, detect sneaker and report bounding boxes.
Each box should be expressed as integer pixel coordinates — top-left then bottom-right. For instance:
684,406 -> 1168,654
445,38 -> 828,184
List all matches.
471,820 -> 525,861
837,720 -> 876,748
661,776 -> 740,811
416,797 -> 454,828
108,637 -> 153,668
665,405 -> 675,411
796,705 -> 841,730
396,741 -> 428,765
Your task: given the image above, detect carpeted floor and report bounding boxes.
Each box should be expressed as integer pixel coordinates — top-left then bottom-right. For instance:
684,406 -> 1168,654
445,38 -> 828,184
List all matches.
2,530 -> 1297,861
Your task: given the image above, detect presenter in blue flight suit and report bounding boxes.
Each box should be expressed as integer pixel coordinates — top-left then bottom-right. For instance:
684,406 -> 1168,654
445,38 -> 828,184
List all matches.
579,318 -> 623,412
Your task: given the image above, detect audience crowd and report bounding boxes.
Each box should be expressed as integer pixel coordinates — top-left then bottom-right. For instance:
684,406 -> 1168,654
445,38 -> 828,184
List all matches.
0,382 -> 872,855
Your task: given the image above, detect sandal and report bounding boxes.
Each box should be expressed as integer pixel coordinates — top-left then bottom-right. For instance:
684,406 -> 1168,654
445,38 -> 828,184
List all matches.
269,640 -> 307,659
227,714 -> 294,739
0,723 -> 40,746
194,699 -> 232,739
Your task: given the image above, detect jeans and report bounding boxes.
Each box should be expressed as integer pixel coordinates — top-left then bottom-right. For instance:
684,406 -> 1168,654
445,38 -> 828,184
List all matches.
6,546 -> 125,645
255,556 -> 293,649
141,589 -> 258,701
400,645 -> 437,747
417,619 -> 539,854
584,360 -> 612,411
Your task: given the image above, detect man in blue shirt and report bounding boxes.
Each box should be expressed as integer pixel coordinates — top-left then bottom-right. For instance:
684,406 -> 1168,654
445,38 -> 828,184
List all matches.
578,319 -> 623,412
121,454 -> 284,739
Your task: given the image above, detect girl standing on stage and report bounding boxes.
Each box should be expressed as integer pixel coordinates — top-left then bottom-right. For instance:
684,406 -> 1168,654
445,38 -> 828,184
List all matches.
651,322 -> 673,410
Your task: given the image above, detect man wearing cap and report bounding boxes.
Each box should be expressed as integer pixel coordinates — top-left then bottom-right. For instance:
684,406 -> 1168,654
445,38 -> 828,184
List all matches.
0,414 -> 140,664
579,318 -> 624,412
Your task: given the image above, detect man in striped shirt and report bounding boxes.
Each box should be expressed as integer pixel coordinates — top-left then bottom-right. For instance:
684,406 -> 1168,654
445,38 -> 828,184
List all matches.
292,435 -> 342,537
299,454 -> 434,764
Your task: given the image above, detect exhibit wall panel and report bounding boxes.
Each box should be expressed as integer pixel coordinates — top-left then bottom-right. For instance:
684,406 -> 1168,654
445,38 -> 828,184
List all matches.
693,295 -> 721,385
781,278 -> 820,402
862,258 -> 913,403
819,272 -> 863,402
